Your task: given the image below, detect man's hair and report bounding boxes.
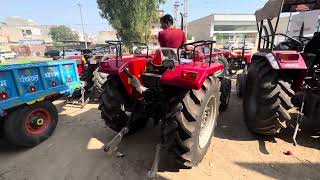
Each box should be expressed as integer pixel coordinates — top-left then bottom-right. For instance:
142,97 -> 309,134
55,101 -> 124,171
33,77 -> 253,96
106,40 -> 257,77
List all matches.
160,14 -> 174,25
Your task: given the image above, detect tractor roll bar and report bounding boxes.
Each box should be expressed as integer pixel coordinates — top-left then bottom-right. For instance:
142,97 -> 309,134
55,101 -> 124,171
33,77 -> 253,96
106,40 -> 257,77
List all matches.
177,40 -> 216,66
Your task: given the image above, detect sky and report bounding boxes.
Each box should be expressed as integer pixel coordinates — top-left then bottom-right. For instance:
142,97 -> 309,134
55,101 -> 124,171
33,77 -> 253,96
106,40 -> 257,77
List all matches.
0,0 -> 267,34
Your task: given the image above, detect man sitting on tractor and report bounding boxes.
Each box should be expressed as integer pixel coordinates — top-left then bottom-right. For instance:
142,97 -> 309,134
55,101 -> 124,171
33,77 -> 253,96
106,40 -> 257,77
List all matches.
158,14 -> 186,48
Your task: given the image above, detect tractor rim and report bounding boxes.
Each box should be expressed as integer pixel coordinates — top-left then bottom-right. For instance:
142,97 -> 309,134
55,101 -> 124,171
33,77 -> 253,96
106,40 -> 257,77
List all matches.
199,96 -> 217,149
25,108 -> 51,136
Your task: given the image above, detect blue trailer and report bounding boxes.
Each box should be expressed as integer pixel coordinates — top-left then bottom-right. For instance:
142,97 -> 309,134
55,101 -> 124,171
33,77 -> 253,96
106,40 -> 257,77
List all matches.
0,60 -> 81,147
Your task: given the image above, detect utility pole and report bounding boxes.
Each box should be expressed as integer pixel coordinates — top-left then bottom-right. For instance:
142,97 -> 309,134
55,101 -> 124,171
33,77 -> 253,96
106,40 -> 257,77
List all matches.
184,0 -> 188,36
77,2 -> 88,49
174,1 -> 182,27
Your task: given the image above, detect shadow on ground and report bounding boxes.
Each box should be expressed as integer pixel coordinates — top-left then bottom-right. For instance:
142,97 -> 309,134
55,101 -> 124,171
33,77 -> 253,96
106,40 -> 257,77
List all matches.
215,79 -> 320,154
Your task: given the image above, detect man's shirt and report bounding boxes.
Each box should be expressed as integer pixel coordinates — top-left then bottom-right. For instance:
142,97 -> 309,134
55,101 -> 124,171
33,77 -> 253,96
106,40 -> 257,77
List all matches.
158,28 -> 187,48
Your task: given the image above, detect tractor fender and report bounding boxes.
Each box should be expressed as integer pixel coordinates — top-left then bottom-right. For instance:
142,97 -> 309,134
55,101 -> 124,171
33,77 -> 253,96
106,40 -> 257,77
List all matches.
161,61 -> 224,90
99,58 -> 148,95
252,51 -> 307,70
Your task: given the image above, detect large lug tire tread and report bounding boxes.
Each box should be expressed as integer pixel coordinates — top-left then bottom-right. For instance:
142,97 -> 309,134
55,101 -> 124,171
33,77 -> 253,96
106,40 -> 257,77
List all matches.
243,59 -> 294,135
92,68 -> 108,99
219,78 -> 231,111
99,76 -> 147,134
167,76 -> 221,168
236,73 -> 246,98
4,100 -> 58,147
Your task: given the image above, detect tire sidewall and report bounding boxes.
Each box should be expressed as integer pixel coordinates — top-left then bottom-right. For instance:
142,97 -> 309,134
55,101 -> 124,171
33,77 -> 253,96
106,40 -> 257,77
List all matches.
4,101 -> 58,147
192,80 -> 220,164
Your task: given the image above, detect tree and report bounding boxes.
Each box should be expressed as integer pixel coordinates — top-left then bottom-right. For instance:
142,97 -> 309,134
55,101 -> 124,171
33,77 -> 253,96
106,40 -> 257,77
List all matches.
49,25 -> 79,42
97,0 -> 165,42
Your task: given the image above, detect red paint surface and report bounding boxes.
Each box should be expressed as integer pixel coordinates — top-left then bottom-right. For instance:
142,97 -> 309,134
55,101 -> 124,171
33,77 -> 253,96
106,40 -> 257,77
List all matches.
25,108 -> 52,136
273,51 -> 307,69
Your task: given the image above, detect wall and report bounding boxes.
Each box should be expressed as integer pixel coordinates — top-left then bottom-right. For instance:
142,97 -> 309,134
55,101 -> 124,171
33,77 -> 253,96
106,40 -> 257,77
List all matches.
187,15 -> 213,41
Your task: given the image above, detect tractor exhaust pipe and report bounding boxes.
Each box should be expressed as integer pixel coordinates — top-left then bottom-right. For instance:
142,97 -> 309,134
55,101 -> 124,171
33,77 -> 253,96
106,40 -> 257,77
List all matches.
180,12 -> 184,31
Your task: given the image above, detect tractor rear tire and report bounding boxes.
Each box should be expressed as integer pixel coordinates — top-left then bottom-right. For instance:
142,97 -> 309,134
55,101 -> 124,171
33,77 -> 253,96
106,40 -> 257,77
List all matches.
92,68 -> 108,99
219,78 -> 231,111
236,73 -> 246,98
4,100 -> 58,147
243,59 -> 294,135
166,76 -> 220,168
99,76 -> 148,134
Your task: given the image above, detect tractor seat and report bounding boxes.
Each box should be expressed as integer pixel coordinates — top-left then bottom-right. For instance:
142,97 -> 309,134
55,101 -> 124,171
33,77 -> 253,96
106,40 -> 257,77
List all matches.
151,48 -> 178,66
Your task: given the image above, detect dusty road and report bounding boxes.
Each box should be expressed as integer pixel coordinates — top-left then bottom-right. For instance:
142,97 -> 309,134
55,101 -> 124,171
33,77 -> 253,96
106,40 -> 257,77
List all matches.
0,80 -> 319,180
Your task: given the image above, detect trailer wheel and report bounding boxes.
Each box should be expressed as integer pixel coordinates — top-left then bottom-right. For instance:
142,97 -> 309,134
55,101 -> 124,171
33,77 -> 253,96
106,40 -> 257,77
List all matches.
236,73 -> 246,98
92,68 -> 108,99
243,59 -> 294,135
4,100 -> 58,147
166,76 -> 220,168
219,78 -> 231,111
99,76 -> 148,134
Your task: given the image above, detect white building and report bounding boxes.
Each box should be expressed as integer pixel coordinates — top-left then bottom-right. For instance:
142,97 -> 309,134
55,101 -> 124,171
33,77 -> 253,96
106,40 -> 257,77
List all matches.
188,14 -> 257,46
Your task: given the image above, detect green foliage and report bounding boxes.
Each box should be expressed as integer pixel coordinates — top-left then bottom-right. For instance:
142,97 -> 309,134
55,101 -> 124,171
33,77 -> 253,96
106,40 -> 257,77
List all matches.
49,25 -> 79,42
97,0 -> 165,42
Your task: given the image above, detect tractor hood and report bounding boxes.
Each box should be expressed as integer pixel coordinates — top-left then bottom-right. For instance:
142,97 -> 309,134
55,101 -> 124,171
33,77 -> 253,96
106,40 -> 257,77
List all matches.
255,0 -> 320,22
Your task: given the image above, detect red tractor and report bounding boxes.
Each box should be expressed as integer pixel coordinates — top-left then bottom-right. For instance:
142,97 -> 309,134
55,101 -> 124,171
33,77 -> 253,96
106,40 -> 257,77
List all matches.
91,42 -> 146,100
98,40 -> 231,172
243,0 -> 320,145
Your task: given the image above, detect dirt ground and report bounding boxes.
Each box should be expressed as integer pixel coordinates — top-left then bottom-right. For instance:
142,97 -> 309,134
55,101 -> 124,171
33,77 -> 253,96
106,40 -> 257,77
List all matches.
0,80 -> 319,180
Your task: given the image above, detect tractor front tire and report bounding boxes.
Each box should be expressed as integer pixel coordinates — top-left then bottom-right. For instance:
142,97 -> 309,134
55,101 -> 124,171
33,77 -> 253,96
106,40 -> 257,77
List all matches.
167,76 -> 220,168
243,59 -> 294,135
92,68 -> 108,99
219,78 -> 231,111
236,73 -> 246,98
99,76 -> 147,134
4,100 -> 58,147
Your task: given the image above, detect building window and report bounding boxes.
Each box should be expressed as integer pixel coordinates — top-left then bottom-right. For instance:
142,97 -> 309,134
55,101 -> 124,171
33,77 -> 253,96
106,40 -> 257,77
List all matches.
214,25 -> 256,31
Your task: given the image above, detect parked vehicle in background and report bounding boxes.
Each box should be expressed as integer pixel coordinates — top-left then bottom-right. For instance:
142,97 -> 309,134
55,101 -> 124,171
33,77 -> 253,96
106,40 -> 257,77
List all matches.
44,50 -> 61,58
231,41 -> 255,50
0,51 -> 16,59
63,49 -> 82,57
223,41 -> 235,49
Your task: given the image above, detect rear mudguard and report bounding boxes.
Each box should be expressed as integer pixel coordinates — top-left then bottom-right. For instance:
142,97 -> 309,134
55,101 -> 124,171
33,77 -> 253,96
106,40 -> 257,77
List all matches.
100,58 -> 224,93
252,51 -> 307,70
161,61 -> 224,90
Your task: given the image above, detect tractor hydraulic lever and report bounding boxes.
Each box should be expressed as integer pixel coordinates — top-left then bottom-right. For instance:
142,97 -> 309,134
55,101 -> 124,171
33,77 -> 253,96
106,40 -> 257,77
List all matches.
123,68 -> 147,94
